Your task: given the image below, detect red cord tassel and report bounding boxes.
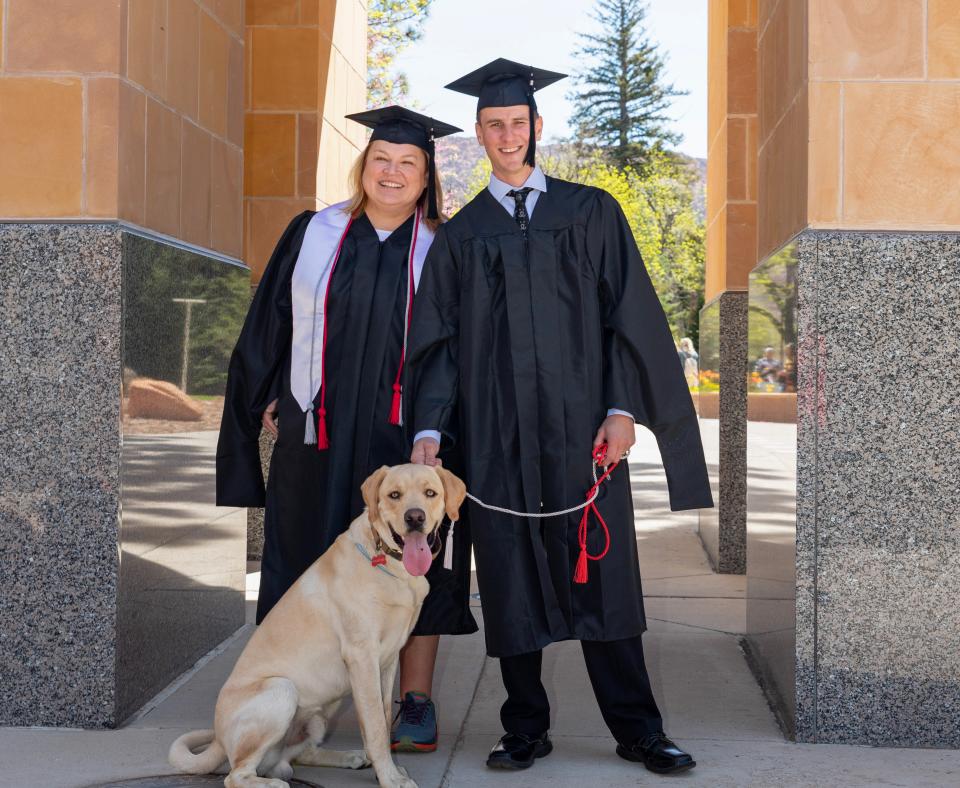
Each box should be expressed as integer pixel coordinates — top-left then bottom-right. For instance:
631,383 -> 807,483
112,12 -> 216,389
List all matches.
313,217 -> 352,455
574,445 -> 617,584
316,406 -> 329,450
389,383 -> 402,425
573,545 -> 589,583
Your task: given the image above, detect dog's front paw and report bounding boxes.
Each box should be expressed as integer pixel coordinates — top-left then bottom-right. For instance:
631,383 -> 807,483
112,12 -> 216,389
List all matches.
343,748 -> 371,769
377,766 -> 418,788
268,760 -> 294,780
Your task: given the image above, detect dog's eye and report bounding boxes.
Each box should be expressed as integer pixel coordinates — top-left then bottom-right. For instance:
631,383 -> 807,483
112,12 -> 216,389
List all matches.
388,491 -> 401,499
425,489 -> 437,497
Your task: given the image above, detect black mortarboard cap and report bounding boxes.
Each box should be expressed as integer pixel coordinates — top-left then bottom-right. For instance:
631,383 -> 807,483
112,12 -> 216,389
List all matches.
345,105 -> 461,219
445,59 -> 567,167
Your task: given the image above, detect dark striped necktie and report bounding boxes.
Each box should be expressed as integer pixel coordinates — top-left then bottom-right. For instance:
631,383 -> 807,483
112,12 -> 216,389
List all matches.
507,187 -> 534,236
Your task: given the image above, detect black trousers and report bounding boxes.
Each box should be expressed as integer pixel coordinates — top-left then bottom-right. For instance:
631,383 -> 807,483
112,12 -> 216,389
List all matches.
499,634 -> 663,745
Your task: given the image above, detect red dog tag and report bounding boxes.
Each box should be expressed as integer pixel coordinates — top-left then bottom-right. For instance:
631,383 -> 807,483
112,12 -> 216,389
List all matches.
371,554 -> 387,567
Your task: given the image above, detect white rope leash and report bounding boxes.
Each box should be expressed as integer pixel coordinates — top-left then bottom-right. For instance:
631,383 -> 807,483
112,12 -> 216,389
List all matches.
442,461 -> 609,571
463,458 -> 602,519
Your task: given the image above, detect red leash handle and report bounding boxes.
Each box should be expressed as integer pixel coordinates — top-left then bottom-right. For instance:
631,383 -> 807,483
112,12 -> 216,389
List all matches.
574,444 -> 619,584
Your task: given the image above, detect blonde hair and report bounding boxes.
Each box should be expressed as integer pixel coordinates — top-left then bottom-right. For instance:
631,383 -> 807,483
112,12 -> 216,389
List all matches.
344,141 -> 446,231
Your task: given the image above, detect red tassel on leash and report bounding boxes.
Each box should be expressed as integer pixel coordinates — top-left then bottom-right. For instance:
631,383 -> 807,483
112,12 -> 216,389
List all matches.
573,546 -> 589,583
574,444 -> 618,584
389,383 -> 402,426
316,406 -> 329,450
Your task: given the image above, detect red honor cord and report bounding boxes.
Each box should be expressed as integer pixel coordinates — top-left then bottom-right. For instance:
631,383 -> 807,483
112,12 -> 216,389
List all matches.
574,444 -> 619,584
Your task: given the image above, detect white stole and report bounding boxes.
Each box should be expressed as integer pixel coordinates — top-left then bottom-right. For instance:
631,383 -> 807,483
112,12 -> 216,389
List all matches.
289,201 -> 436,413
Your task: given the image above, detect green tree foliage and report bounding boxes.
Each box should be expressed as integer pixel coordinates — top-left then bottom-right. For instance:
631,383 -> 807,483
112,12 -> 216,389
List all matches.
367,0 -> 432,106
463,156 -> 492,204
569,0 -> 686,170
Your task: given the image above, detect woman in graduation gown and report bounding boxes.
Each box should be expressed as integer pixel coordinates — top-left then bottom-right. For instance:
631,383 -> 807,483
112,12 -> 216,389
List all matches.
216,106 -> 477,752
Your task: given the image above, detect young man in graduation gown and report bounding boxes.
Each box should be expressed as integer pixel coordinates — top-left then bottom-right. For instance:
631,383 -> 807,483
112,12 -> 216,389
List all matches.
405,60 -> 713,774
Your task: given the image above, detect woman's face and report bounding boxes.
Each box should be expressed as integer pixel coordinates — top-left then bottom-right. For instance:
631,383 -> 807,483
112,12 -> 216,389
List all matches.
361,140 -> 428,214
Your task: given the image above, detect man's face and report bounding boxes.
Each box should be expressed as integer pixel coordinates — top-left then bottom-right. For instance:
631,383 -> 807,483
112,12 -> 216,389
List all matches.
475,105 -> 543,178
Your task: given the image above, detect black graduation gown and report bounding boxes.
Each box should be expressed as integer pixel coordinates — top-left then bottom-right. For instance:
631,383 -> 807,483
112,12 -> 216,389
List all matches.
405,177 -> 712,658
217,210 -> 478,634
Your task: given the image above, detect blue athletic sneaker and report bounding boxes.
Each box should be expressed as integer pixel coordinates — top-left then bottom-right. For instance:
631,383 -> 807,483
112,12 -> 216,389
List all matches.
391,691 -> 438,752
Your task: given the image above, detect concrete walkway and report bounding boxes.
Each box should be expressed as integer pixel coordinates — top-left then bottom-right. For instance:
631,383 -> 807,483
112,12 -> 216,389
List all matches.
4,431 -> 960,787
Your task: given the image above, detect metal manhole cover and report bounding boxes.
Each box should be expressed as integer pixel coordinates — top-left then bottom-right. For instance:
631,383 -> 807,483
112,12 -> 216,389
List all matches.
85,778 -> 323,788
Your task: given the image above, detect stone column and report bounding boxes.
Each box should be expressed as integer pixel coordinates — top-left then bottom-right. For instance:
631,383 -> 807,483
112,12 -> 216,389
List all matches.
701,0 -> 758,573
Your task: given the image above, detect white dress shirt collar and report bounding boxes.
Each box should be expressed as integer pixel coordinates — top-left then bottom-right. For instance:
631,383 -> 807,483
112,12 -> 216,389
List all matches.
488,165 -> 548,202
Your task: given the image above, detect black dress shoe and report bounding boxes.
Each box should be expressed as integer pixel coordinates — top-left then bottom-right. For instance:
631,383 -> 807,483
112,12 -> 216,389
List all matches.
616,732 -> 696,774
486,731 -> 553,770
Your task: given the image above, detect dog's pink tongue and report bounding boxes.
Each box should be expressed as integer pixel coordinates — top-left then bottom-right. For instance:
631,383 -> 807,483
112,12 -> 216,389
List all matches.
402,531 -> 433,576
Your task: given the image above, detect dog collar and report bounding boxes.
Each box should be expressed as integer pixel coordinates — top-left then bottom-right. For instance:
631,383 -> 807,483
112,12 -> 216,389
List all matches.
354,541 -> 400,579
372,528 -> 404,561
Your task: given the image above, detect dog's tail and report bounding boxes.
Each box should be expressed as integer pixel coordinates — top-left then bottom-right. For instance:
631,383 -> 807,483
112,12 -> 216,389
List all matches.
168,729 -> 227,774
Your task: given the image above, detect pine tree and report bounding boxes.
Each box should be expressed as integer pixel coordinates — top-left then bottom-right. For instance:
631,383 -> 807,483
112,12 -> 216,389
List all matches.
569,0 -> 686,169
367,0 -> 432,106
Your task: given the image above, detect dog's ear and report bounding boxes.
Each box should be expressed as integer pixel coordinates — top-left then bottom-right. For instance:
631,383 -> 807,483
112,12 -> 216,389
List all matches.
434,466 -> 467,522
361,466 -> 390,523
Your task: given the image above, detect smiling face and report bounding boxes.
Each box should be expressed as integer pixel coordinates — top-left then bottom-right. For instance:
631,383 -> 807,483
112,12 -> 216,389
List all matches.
476,105 -> 543,183
361,464 -> 467,577
360,140 -> 428,216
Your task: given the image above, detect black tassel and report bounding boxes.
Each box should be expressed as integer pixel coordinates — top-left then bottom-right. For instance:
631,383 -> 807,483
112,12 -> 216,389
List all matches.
524,70 -> 537,168
426,137 -> 438,219
524,95 -> 537,168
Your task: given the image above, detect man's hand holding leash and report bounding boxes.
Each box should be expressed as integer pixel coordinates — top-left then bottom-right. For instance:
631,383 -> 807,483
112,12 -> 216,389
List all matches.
593,413 -> 634,467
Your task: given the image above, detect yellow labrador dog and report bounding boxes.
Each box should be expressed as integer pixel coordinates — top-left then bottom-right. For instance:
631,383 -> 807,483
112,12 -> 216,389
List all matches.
168,463 -> 466,788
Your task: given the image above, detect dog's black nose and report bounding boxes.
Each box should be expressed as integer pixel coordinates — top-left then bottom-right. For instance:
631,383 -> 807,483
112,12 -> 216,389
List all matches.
404,508 -> 426,531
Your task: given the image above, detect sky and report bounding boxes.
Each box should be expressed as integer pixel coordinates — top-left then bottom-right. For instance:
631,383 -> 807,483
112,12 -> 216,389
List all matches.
391,0 -> 708,158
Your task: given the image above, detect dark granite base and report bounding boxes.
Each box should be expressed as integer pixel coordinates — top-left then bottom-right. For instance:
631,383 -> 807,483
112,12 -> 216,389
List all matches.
0,222 -> 249,727
698,290 -> 748,573
802,230 -> 960,747
246,429 -> 273,561
747,229 -> 960,747
793,231 -> 818,742
0,223 -> 123,727
247,506 -> 265,560
717,291 -> 748,573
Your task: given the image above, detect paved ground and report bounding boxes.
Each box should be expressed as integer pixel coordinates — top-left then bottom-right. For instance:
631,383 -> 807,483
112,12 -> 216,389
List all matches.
4,430 -> 960,787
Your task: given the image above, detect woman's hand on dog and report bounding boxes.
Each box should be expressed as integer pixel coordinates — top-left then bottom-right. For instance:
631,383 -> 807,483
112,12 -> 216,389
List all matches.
262,399 -> 279,438
410,437 -> 442,467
